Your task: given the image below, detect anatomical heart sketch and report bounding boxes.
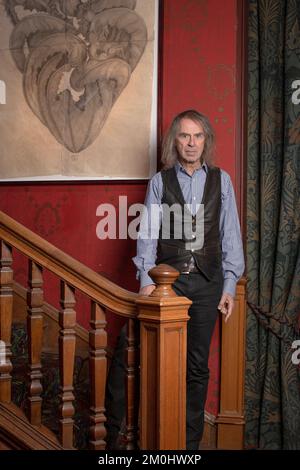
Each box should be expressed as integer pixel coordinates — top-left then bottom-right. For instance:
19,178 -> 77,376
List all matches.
0,0 -> 158,179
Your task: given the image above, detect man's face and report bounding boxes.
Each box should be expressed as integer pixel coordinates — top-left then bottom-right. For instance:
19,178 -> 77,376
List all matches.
175,118 -> 205,166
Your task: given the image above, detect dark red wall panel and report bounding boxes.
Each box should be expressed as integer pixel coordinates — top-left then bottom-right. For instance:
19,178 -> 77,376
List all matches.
161,0 -> 238,186
160,0 -> 239,416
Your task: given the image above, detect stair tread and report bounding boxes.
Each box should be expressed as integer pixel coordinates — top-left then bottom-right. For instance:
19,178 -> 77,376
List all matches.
0,402 -> 64,450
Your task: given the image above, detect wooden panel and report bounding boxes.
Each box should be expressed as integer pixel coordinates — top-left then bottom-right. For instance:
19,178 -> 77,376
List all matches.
140,324 -> 157,450
160,325 -> 186,449
216,278 -> 246,449
201,413 -> 217,449
217,423 -> 244,449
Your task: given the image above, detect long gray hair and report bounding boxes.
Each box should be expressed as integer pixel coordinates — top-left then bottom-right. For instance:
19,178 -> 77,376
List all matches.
161,110 -> 216,169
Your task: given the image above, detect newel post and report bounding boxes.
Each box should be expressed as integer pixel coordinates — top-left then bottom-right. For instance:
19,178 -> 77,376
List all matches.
136,264 -> 191,450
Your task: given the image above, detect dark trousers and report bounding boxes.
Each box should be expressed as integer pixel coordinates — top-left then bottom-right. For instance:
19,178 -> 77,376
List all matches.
105,328 -> 126,450
173,270 -> 223,450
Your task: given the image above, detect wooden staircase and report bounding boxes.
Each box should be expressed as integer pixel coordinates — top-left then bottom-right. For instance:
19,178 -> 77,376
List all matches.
0,210 -> 247,450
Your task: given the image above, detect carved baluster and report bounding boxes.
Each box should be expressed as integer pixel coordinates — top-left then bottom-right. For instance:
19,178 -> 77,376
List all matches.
89,302 -> 107,450
125,318 -> 140,450
59,281 -> 76,448
0,241 -> 13,403
26,260 -> 43,425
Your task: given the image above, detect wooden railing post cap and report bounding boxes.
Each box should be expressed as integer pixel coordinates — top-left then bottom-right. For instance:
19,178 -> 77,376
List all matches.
148,264 -> 179,298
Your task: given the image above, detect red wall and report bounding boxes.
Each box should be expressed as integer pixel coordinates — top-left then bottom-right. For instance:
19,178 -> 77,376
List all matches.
0,0 -> 240,417
160,0 -> 240,416
161,0 -> 238,183
0,183 -> 146,338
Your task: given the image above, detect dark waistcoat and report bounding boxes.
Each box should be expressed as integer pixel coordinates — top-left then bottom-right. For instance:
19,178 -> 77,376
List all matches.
156,165 -> 222,280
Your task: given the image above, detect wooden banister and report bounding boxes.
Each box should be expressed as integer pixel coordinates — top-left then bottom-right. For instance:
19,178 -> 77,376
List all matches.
0,210 -> 247,450
137,265 -> 191,450
89,302 -> 107,450
59,282 -> 76,448
0,210 -> 142,450
0,211 -> 137,316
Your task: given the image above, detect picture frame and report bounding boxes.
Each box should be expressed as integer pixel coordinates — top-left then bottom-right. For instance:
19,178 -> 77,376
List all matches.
0,0 -> 159,181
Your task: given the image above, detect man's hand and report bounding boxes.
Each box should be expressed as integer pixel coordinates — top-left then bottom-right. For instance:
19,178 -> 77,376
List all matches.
139,284 -> 156,296
218,293 -> 234,323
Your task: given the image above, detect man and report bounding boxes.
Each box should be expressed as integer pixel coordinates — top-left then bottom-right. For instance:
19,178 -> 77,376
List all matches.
133,109 -> 245,450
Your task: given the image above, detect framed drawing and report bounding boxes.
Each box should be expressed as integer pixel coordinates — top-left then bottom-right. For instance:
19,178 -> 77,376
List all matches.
0,0 -> 159,180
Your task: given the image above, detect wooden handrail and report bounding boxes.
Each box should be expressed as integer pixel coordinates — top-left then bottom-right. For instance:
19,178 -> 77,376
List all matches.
0,211 -> 137,317
0,210 -> 247,450
0,210 -> 192,450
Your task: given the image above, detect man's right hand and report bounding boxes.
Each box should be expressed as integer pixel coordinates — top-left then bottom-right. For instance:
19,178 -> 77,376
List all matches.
139,284 -> 156,296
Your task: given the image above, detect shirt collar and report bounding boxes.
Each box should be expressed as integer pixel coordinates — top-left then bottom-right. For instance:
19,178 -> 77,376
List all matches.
175,160 -> 208,176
